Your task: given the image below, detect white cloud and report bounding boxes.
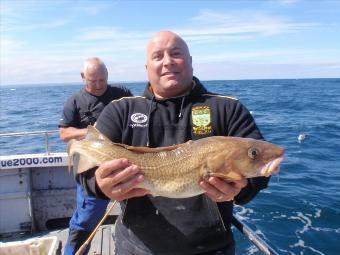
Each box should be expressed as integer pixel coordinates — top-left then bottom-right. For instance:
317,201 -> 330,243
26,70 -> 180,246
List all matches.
80,1 -> 119,16
194,61 -> 340,80
76,27 -> 152,42
72,10 -> 318,48
0,50 -> 147,85
275,0 -> 300,6
1,0 -> 73,32
185,9 -> 317,39
0,38 -> 25,52
192,49 -> 340,64
2,19 -> 71,33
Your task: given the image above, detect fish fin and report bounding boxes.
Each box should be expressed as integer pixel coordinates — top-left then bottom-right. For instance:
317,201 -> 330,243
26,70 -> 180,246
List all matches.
72,153 -> 98,174
68,156 -> 72,173
86,125 -> 111,142
209,171 -> 243,181
87,126 -> 192,153
67,139 -> 75,173
114,143 -> 187,153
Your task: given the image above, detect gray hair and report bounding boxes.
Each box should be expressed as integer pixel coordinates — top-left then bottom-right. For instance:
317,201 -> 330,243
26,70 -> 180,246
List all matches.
83,57 -> 108,74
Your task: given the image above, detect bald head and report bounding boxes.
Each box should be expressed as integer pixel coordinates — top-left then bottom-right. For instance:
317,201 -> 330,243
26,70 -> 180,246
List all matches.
81,57 -> 108,96
145,31 -> 193,99
146,31 -> 191,58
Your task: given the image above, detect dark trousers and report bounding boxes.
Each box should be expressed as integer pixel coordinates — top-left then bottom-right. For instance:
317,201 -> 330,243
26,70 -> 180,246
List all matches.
64,228 -> 91,255
114,229 -> 235,255
115,242 -> 235,255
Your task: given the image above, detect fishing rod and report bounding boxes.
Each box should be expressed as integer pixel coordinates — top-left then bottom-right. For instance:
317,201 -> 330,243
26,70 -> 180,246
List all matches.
75,201 -> 117,255
232,214 -> 279,255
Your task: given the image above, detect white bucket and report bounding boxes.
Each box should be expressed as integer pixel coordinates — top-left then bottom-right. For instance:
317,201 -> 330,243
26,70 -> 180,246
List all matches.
0,236 -> 58,255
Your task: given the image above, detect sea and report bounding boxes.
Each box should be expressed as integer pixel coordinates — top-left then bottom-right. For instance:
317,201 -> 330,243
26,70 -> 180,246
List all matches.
1,78 -> 339,255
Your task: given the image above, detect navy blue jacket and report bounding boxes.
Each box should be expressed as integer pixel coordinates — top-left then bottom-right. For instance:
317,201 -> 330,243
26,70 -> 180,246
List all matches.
79,77 -> 269,254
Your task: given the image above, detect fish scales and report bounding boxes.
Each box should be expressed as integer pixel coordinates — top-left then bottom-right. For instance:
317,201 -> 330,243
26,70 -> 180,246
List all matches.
68,126 -> 284,198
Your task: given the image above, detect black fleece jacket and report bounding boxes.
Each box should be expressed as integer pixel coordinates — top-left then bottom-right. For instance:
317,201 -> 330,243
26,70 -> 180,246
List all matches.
78,77 -> 269,255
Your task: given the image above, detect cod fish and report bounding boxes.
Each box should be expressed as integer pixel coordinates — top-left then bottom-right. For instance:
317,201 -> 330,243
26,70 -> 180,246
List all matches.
68,126 -> 284,198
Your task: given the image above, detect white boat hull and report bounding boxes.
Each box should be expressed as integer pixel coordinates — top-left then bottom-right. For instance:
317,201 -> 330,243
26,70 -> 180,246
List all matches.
0,153 -> 120,236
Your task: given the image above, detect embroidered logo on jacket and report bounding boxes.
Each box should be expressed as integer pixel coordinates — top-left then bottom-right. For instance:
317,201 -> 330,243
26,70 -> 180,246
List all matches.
130,113 -> 148,128
192,106 -> 212,135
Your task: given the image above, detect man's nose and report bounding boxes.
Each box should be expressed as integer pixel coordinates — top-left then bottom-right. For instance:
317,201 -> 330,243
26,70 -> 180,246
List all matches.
95,81 -> 104,88
163,53 -> 174,65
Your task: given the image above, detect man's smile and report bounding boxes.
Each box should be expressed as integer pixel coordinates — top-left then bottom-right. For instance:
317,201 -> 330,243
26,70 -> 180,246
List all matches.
162,71 -> 179,76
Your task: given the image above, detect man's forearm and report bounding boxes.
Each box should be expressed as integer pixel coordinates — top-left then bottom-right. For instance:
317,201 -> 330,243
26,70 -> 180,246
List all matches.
59,127 -> 88,142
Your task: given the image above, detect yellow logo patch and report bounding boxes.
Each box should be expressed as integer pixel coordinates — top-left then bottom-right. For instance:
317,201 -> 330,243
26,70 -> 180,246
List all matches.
192,106 -> 212,135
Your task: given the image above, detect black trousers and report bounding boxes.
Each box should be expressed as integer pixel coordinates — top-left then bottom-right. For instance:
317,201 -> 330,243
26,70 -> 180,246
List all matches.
114,229 -> 235,255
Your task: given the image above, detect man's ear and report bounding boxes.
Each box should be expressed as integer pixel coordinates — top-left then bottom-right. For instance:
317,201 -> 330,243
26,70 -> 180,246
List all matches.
145,64 -> 148,70
81,72 -> 85,80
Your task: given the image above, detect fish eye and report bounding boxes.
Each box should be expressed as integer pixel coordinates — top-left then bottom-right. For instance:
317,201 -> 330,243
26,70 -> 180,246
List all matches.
248,147 -> 259,160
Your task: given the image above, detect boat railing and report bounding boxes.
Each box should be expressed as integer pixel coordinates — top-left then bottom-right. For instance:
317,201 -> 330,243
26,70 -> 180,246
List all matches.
0,130 -> 59,155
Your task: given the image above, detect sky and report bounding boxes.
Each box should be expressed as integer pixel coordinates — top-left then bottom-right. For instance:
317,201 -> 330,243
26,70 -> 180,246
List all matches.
1,0 -> 339,86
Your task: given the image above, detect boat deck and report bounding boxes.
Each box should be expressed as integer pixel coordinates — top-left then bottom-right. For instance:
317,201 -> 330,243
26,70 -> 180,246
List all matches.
1,225 -> 115,255
51,225 -> 115,254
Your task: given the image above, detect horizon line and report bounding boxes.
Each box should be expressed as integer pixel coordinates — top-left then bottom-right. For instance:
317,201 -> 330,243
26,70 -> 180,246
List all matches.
1,77 -> 339,87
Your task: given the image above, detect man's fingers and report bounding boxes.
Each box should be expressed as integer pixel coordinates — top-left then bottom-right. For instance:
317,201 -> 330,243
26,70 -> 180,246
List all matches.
96,158 -> 130,178
94,158 -> 149,200
110,174 -> 145,197
109,165 -> 141,186
208,177 -> 246,193
199,180 -> 219,198
199,176 -> 247,202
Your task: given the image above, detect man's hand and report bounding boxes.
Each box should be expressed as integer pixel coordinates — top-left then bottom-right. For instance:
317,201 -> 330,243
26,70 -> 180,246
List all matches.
199,177 -> 247,202
95,158 -> 150,201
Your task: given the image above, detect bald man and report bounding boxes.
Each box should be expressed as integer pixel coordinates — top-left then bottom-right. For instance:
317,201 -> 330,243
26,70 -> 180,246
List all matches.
59,57 -> 132,254
78,33 -> 270,254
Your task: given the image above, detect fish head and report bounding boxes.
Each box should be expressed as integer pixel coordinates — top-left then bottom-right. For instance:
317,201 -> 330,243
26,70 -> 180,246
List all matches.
206,137 -> 284,180
236,138 -> 284,178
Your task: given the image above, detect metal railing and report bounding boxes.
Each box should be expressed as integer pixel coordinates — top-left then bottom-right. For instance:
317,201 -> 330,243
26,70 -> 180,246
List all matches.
232,215 -> 279,255
0,130 -> 59,155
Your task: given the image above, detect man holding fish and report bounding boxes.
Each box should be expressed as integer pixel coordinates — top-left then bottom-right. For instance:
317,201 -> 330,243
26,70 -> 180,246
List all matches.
76,31 -> 283,255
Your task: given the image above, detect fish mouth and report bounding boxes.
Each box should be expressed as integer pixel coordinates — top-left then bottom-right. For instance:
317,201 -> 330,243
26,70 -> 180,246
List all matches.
259,157 -> 284,177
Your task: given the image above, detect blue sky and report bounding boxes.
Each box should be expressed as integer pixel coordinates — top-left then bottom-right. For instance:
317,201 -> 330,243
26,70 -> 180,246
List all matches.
1,0 -> 339,85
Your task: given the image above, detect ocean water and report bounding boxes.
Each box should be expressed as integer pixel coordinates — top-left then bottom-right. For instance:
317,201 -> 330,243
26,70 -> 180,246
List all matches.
1,78 -> 339,254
